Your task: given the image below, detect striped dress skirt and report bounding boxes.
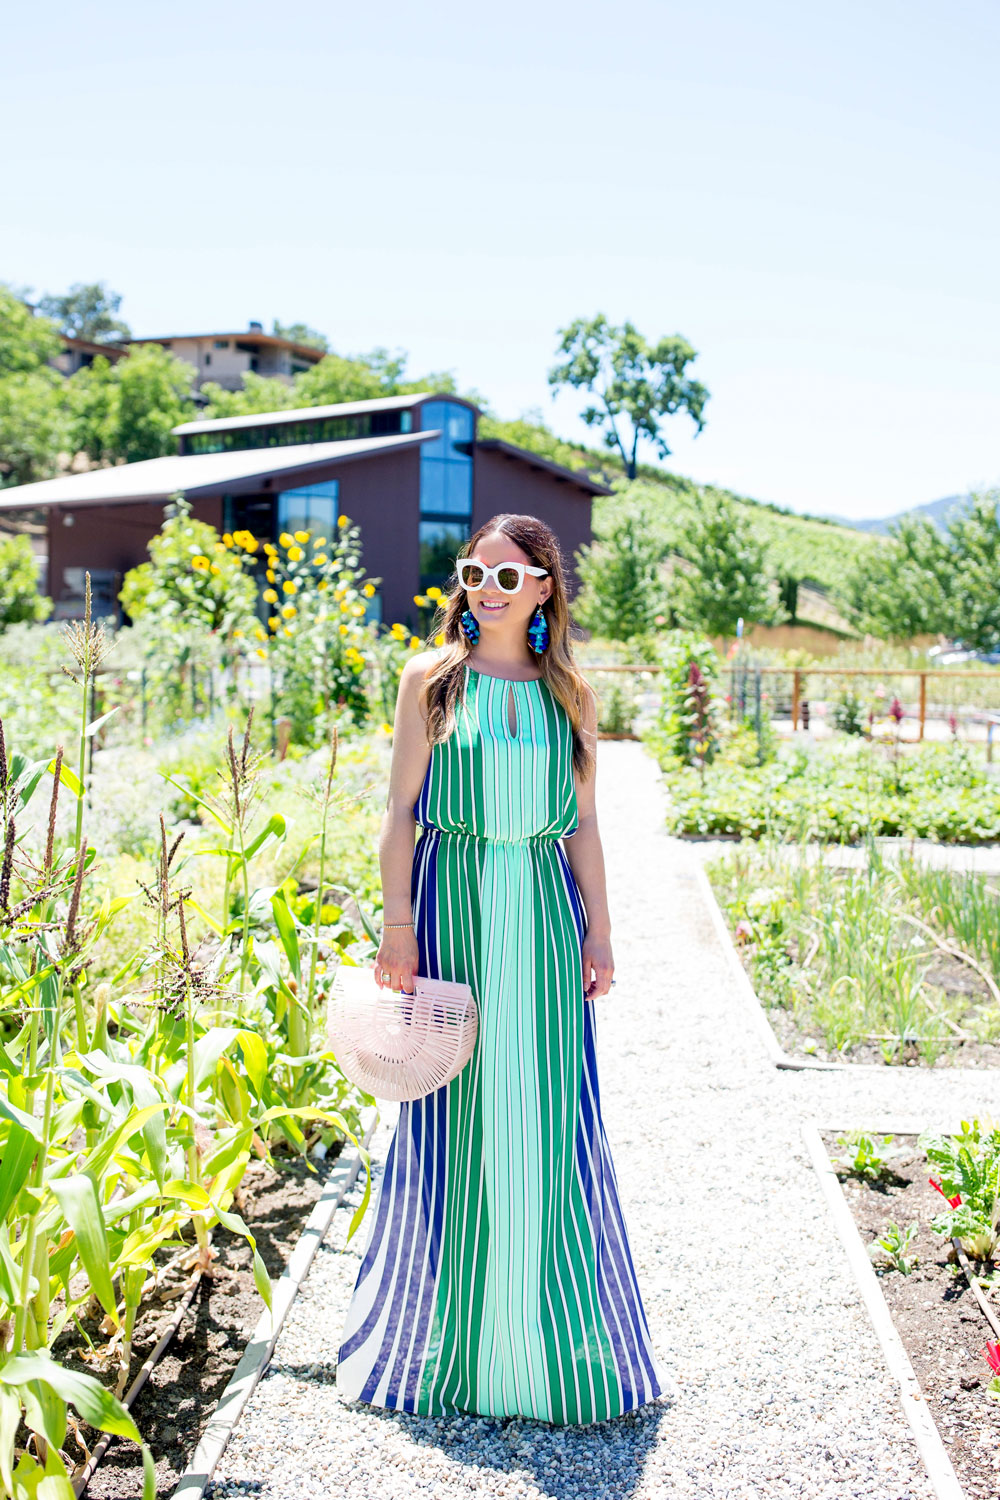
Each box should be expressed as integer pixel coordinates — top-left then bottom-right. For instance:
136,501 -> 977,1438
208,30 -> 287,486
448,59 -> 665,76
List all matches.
335,662 -> 668,1423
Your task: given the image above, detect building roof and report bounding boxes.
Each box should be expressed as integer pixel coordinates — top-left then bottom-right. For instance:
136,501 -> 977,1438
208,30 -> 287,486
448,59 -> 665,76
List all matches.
171,391 -> 471,438
126,331 -> 327,363
0,431 -> 437,511
474,439 -> 612,497
60,335 -> 127,360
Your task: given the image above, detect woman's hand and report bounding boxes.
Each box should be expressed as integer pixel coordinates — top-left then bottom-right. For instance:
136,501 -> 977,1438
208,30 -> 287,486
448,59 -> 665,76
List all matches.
582,930 -> 614,1002
375,927 -> 420,994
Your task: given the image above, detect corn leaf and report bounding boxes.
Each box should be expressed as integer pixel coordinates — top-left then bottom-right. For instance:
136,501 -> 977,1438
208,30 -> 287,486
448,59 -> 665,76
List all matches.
0,1384 -> 18,1497
0,1121 -> 38,1218
243,812 -> 286,863
0,1353 -> 141,1442
20,1376 -> 67,1453
49,1175 -> 118,1324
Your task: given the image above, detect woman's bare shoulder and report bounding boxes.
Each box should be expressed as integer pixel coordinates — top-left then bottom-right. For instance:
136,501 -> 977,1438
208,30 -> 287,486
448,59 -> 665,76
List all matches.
400,647 -> 448,685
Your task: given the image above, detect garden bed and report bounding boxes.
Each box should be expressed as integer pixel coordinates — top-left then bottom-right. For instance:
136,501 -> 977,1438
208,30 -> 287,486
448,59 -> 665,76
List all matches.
817,1126 -> 1000,1500
64,1148 -> 343,1500
707,845 -> 1000,1069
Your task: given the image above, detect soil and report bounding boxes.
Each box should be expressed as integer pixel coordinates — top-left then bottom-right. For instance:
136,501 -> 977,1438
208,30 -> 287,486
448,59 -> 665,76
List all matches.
723,915 -> 1000,1069
764,967 -> 1000,1069
59,1144 -> 344,1499
820,1129 -> 1000,1500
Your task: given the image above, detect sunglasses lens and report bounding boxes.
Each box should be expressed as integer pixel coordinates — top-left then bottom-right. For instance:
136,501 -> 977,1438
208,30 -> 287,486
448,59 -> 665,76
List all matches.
496,567 -> 521,592
461,563 -> 485,589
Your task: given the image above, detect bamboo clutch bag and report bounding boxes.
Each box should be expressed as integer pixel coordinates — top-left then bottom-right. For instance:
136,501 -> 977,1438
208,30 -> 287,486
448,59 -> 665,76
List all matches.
327,965 -> 478,1102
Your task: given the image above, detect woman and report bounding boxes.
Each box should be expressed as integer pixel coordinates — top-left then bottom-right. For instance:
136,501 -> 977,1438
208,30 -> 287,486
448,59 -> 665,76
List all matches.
335,512 -> 670,1423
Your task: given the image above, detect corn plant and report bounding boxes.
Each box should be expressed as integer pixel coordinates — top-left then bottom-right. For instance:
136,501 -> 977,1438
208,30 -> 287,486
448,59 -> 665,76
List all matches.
0,572 -> 375,1490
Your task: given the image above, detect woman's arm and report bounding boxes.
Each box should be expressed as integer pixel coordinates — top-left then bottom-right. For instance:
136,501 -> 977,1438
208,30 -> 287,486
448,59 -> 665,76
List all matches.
562,684 -> 615,1002
374,651 -> 435,993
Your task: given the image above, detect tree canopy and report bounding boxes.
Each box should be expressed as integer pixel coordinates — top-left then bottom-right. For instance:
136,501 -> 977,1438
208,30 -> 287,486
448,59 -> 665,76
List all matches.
271,319 -> 329,351
68,344 -> 196,464
846,489 -> 1000,650
548,313 -> 710,480
671,492 -> 783,638
36,281 -> 131,343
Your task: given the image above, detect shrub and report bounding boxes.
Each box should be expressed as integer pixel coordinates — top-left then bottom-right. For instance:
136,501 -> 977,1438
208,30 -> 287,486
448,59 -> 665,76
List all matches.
0,532 -> 50,629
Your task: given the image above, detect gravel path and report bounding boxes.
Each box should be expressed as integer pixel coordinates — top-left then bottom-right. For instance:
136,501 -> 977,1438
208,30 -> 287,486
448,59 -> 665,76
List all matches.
209,741 -> 1000,1500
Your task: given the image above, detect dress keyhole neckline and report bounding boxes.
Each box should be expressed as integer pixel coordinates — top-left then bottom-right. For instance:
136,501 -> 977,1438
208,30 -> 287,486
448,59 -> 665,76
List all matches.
506,683 -> 518,738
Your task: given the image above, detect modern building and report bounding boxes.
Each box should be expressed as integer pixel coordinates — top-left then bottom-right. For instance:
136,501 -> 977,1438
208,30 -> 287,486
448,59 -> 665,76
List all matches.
52,335 -> 127,377
0,392 -> 608,625
125,322 -> 326,391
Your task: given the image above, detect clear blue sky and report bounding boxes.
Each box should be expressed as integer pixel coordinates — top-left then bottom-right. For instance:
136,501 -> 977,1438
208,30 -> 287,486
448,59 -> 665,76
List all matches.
3,0 -> 997,521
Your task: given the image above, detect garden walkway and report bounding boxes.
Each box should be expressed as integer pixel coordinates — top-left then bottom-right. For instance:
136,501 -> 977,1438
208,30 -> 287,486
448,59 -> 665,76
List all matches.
208,741 -> 1000,1500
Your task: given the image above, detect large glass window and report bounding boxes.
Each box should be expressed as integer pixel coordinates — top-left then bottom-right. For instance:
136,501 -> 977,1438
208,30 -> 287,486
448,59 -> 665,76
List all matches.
183,408 -> 409,456
418,401 -> 474,590
419,521 -> 469,592
277,479 -> 339,536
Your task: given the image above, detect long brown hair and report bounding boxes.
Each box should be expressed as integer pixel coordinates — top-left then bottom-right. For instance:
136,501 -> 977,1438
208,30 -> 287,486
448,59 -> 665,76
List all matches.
420,513 -> 596,779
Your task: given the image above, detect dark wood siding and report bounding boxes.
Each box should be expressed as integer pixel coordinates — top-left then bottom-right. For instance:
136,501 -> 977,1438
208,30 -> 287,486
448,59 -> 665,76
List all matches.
471,447 -> 593,598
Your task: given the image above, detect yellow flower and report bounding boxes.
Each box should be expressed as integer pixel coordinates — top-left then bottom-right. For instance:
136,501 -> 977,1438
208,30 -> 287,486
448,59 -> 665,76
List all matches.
256,647 -> 267,659
313,536 -> 327,547
287,545 -> 304,562
243,535 -> 259,552
337,514 -> 350,528
313,553 -> 328,566
268,615 -> 280,630
263,588 -> 278,603
282,579 -> 298,594
333,587 -> 345,600
317,579 -> 328,591
213,541 -> 226,553
223,532 -> 234,547
426,586 -> 443,600
390,622 -> 407,640
294,529 -> 310,543
339,601 -> 350,613
409,635 -> 420,648
434,632 -> 445,646
363,583 -> 375,597
209,563 -> 221,575
266,568 -> 276,582
253,627 -> 267,642
338,623 -> 349,636
381,721 -> 392,734
233,628 -> 244,638
283,626 -> 294,636
351,604 -> 365,616
191,555 -> 210,572
279,531 -> 294,549
413,594 -> 428,607
281,603 -> 297,619
264,542 -> 278,557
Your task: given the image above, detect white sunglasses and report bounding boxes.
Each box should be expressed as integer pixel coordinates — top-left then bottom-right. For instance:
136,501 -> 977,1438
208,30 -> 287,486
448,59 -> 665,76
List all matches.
457,559 -> 549,595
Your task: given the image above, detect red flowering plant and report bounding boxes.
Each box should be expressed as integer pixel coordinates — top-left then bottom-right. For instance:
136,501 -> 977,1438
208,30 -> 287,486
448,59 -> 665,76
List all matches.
980,1341 -> 1000,1402
919,1119 -> 1000,1261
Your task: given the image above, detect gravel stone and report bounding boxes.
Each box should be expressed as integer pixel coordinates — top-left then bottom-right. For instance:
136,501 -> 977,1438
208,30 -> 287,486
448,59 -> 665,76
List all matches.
208,741 -> 1000,1499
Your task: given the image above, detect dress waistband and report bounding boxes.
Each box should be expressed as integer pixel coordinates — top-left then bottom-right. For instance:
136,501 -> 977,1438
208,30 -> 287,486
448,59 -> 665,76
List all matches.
416,824 -> 566,846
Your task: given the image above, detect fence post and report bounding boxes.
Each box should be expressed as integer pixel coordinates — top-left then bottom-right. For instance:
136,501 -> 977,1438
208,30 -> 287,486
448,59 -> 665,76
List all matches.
792,670 -> 801,732
918,673 -> 927,742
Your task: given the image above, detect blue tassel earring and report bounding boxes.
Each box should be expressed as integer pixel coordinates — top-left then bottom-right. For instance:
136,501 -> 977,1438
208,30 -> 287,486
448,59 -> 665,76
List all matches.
460,607 -> 480,644
527,603 -> 549,654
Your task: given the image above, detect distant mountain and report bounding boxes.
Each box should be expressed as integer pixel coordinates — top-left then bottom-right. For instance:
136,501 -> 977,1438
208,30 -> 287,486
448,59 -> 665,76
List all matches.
824,493 -> 969,535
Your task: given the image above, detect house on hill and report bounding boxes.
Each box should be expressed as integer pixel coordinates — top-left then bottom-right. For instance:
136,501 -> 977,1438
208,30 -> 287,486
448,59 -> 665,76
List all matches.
125,321 -> 325,391
0,392 -> 607,625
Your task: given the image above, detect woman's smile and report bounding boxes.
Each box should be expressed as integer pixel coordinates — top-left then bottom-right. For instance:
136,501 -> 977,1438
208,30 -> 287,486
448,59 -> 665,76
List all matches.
478,599 -> 509,612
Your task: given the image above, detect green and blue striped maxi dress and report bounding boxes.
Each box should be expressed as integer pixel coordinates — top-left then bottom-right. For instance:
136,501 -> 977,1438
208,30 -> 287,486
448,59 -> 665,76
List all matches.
335,661 -> 668,1423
